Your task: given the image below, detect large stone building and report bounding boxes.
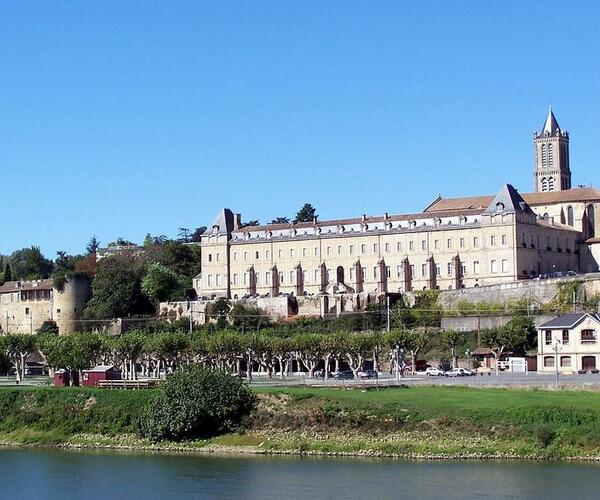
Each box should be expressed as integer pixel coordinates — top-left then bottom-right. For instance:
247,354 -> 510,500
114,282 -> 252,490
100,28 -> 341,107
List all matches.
0,277 -> 90,334
194,109 -> 600,301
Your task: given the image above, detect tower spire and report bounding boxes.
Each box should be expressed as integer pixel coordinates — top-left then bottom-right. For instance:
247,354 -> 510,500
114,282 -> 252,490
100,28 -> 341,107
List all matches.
533,108 -> 570,192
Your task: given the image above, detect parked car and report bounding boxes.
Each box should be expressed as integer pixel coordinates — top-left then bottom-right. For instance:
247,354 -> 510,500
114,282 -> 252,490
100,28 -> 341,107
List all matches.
358,369 -> 378,379
332,370 -> 354,380
445,367 -> 475,377
425,367 -> 445,377
313,369 -> 326,378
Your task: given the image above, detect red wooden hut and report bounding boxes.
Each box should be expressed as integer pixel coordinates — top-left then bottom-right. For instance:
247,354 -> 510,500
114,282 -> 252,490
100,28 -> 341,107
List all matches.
82,365 -> 121,387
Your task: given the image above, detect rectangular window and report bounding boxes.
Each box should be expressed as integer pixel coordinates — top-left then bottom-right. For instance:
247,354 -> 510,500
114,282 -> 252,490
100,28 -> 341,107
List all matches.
207,274 -> 212,286
266,272 -> 271,285
208,254 -> 212,262
302,248 -> 307,257
278,250 -> 282,258
461,263 -> 467,275
473,237 -> 479,247
327,269 -> 332,281
266,250 -> 270,259
421,263 -> 427,277
447,239 -> 452,249
409,264 -> 415,278
434,239 -> 439,250
216,253 -> 220,262
289,270 -> 294,284
350,267 -> 355,280
581,329 -> 597,344
314,269 -> 319,282
545,330 -> 552,345
491,260 -> 498,273
560,356 -> 571,367
255,273 -> 260,285
362,267 -> 366,280
502,235 -> 507,245
326,246 -> 331,256
501,259 -> 508,273
373,267 -> 378,279
233,252 -> 238,261
459,238 -> 464,248
290,249 -> 295,258
233,274 -> 238,285
215,274 -> 221,286
244,251 -> 248,261
373,243 -> 378,253
447,262 -> 453,276
490,235 -> 496,246
473,261 -> 480,274
544,356 -> 555,367
385,243 -> 390,252
279,272 -> 284,284
255,251 -> 259,259
397,242 -> 402,252
421,240 -> 427,250
435,264 -> 441,276
361,244 -> 366,254
349,245 -> 354,254
562,330 -> 569,345
314,247 -> 319,257
396,265 -> 402,278
386,266 -> 391,278
337,245 -> 342,255
409,241 -> 414,251
243,273 -> 247,285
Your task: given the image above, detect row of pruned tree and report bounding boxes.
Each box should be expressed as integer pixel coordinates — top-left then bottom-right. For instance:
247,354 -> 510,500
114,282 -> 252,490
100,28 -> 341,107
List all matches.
0,317 -> 531,382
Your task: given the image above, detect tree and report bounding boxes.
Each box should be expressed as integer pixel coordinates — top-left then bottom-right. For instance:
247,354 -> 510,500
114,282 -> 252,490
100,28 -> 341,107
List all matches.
230,302 -> 271,332
208,298 -> 232,329
140,365 -> 256,442
177,227 -> 191,243
83,256 -> 150,319
0,334 -> 37,382
294,203 -> 317,223
407,329 -> 430,373
480,326 -> 527,374
142,262 -> 185,304
2,263 -> 12,283
440,329 -> 465,368
158,241 -> 201,280
86,235 -> 101,254
241,219 -> 259,227
108,237 -> 135,247
8,247 -> 54,280
270,217 -> 290,224
190,227 -> 207,242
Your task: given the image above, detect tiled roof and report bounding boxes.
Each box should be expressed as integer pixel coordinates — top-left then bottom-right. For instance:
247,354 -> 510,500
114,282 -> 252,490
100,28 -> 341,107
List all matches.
425,187 -> 600,213
0,280 -> 53,294
538,313 -> 600,329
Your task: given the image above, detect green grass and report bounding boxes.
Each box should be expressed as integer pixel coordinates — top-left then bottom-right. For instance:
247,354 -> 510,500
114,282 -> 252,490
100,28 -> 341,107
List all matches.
2,384 -> 600,459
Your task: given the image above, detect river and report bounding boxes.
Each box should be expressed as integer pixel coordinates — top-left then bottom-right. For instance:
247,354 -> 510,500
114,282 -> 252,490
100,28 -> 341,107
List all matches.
2,448 -> 600,499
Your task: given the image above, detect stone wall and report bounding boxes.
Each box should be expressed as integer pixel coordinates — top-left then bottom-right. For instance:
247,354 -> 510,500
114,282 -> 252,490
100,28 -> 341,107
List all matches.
441,314 -> 556,332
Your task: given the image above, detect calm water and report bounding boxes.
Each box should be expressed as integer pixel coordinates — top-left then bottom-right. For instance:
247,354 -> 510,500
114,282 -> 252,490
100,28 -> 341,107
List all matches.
2,448 -> 600,499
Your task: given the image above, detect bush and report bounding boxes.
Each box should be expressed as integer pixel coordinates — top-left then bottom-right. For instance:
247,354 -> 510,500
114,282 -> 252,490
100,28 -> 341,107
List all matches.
141,365 -> 256,442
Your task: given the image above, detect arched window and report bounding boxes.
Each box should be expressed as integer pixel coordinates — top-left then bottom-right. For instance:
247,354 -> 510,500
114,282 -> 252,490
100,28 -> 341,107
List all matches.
541,177 -> 548,192
587,204 -> 596,238
548,143 -> 553,164
567,205 -> 574,226
548,177 -> 555,191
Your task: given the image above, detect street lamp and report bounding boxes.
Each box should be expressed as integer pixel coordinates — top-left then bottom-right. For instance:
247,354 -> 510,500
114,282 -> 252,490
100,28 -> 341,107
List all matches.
552,336 -> 562,386
465,349 -> 471,369
394,344 -> 400,382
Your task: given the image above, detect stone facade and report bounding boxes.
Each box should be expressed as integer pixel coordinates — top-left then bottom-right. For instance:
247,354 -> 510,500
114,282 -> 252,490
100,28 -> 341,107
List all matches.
0,277 -> 90,334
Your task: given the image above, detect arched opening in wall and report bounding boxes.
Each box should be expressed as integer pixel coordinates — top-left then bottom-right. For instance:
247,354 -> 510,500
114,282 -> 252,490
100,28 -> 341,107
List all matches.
567,205 -> 574,226
587,204 -> 596,238
233,294 -> 238,299
548,177 -> 555,191
541,177 -> 548,192
336,266 -> 345,284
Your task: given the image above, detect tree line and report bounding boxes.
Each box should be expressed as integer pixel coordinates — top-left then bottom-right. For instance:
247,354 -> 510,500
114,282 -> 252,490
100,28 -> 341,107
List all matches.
0,313 -> 534,383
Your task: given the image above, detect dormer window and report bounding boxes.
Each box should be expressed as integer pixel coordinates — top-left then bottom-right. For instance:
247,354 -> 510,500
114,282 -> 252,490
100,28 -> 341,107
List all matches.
496,202 -> 505,212
212,225 -> 220,233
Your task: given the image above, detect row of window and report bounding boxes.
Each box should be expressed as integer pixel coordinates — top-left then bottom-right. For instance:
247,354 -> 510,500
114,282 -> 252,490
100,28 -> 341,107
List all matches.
523,233 -> 573,252
204,259 -> 511,288
544,329 -> 597,345
224,235 -> 510,263
543,355 -> 597,369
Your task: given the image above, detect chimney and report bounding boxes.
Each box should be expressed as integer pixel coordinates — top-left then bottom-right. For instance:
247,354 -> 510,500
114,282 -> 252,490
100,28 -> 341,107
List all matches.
233,213 -> 242,230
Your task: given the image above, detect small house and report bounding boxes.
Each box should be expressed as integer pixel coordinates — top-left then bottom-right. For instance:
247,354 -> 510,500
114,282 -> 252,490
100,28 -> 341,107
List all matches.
82,365 -> 121,387
538,313 -> 600,373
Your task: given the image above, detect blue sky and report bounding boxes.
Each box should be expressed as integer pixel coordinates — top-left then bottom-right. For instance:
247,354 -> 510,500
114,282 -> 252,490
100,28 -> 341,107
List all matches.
2,1 -> 600,256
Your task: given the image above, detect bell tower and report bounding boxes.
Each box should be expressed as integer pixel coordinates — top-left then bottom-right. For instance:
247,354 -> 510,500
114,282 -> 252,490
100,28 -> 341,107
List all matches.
533,107 -> 571,192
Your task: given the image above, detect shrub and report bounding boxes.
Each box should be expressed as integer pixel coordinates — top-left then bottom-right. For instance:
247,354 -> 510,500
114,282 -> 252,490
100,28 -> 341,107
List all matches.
535,424 -> 555,448
141,365 -> 256,442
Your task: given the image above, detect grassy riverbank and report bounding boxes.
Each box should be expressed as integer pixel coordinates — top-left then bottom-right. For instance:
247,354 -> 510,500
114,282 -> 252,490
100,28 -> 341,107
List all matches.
3,385 -> 600,459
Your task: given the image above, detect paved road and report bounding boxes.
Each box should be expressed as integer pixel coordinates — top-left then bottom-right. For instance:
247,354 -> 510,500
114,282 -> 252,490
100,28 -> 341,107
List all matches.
247,372 -> 600,389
